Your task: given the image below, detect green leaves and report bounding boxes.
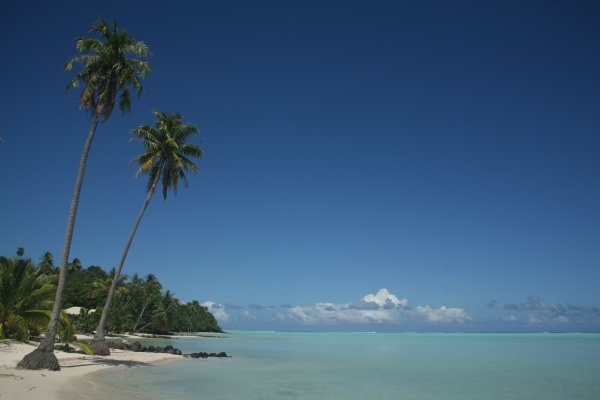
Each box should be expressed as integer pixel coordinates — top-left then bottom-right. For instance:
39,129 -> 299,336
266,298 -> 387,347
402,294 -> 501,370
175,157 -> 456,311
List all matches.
0,257 -> 56,340
5,314 -> 30,340
63,18 -> 153,120
131,110 -> 203,199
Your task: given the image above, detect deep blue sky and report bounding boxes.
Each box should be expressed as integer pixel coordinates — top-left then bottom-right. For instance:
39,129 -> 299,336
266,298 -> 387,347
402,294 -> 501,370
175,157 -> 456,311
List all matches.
1,0 -> 598,332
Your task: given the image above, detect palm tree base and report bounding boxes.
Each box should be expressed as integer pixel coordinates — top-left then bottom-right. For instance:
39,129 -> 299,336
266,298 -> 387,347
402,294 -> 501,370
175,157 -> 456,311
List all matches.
17,348 -> 60,371
93,338 -> 110,356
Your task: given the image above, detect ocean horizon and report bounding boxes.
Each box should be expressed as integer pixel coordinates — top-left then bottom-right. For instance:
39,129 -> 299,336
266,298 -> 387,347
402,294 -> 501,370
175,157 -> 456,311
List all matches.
82,331 -> 600,400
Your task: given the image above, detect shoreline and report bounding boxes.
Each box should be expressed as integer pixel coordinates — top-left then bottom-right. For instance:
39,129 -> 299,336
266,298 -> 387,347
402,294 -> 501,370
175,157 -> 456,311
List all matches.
0,337 -> 182,400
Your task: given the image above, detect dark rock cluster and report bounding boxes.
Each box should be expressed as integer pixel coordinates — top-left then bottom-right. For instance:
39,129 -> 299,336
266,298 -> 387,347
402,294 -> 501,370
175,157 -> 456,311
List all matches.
184,351 -> 229,358
134,334 -> 175,339
107,340 -> 183,355
106,340 -> 229,358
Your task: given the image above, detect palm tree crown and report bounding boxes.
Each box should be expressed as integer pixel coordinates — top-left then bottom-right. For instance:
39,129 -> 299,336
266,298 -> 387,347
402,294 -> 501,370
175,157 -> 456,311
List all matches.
63,18 -> 153,120
131,110 -> 203,199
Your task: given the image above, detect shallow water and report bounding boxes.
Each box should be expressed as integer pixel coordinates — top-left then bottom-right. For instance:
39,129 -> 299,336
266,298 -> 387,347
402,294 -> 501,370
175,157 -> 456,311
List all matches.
86,332 -> 600,400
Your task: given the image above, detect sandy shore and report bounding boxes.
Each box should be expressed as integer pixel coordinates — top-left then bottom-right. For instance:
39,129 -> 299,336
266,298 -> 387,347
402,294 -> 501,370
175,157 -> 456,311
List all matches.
0,338 -> 181,400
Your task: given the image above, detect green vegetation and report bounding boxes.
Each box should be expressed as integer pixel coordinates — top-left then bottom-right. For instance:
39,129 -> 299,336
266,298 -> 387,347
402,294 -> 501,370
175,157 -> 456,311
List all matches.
94,110 -> 203,355
0,252 -> 221,342
0,257 -> 56,340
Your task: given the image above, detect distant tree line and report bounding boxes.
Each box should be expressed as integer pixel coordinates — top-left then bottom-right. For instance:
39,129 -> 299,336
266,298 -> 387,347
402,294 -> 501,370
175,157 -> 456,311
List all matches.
0,250 -> 221,341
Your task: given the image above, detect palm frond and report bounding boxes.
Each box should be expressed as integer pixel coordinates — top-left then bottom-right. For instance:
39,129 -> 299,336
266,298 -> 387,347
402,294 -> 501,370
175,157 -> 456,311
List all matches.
70,341 -> 96,355
6,314 -> 30,341
129,111 -> 203,199
74,37 -> 102,53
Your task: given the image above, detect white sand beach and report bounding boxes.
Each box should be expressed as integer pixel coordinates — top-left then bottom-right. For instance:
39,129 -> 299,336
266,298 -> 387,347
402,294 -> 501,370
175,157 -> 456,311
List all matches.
0,338 -> 181,400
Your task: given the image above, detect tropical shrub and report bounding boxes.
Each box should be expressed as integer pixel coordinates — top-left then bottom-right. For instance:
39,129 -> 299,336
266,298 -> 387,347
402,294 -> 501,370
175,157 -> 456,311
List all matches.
0,257 -> 56,340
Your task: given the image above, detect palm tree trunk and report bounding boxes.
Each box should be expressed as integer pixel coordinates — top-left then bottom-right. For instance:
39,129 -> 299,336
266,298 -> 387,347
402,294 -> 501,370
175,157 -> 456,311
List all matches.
93,173 -> 159,355
136,321 -> 152,332
18,116 -> 100,371
122,288 -> 135,309
132,299 -> 149,333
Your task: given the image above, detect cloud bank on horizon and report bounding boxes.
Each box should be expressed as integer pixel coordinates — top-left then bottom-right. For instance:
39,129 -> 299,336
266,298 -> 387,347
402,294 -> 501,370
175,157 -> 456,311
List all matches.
203,289 -> 600,332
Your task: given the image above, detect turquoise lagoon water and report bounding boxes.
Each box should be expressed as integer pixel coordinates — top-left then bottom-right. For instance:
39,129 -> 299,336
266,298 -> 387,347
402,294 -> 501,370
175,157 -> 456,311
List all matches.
88,331 -> 599,400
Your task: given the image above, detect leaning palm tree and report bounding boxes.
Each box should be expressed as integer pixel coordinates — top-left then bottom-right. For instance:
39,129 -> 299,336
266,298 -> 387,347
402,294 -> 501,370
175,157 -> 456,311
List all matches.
93,110 -> 202,355
18,19 -> 152,371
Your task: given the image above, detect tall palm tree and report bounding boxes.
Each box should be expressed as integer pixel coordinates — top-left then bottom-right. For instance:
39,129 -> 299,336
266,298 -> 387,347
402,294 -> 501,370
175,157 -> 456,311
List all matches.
93,110 -> 202,355
18,19 -> 152,371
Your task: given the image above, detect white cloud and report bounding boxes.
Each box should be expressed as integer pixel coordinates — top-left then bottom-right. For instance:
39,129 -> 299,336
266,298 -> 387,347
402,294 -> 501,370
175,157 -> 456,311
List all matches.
241,310 -> 257,320
203,301 -> 230,322
306,301 -> 403,324
210,289 -> 471,329
361,288 -> 408,308
415,305 -> 471,323
500,296 -> 600,329
287,306 -> 314,323
528,314 -> 543,324
203,292 -> 598,332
